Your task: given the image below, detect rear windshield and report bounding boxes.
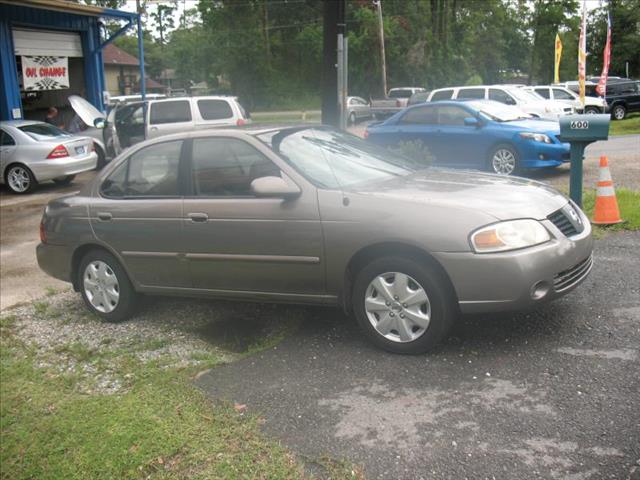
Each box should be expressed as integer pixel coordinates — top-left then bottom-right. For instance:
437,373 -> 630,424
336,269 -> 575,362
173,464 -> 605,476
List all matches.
389,90 -> 413,99
18,123 -> 68,140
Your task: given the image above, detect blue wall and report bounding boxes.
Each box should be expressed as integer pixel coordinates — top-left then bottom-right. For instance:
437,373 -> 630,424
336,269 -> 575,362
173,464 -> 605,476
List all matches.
0,3 -> 105,121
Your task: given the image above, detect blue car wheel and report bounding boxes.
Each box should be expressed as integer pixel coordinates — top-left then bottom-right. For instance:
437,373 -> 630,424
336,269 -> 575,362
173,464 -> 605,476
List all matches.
489,144 -> 519,175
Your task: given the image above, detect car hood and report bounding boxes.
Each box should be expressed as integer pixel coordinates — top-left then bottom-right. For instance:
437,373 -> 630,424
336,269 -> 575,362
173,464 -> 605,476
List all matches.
348,169 -> 568,221
503,118 -> 560,134
69,95 -> 105,126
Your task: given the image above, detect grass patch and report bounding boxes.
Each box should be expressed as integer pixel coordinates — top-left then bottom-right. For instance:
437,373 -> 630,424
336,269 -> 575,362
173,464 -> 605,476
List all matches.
582,188 -> 640,232
609,112 -> 640,136
32,300 -> 49,315
0,329 -> 313,479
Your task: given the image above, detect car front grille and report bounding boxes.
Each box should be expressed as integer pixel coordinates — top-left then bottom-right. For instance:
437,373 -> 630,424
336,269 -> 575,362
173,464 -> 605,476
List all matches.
554,254 -> 593,292
547,209 -> 579,237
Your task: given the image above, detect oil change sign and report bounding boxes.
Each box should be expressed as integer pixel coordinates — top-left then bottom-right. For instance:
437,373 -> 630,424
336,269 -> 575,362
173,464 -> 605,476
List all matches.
22,56 -> 69,91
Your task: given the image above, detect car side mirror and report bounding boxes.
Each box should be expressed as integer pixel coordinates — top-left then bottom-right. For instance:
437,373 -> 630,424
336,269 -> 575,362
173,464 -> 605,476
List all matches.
94,118 -> 106,129
251,176 -> 301,199
464,117 -> 480,127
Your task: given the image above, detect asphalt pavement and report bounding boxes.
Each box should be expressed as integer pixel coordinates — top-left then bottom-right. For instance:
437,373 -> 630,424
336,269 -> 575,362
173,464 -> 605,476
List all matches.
197,232 -> 640,479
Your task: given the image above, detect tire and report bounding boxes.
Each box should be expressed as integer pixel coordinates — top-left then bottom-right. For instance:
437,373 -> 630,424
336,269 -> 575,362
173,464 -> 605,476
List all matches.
611,104 -> 626,120
53,175 -> 76,186
488,144 -> 519,176
352,256 -> 457,354
584,106 -> 600,115
349,112 -> 357,125
78,249 -> 137,322
5,164 -> 36,194
95,145 -> 107,170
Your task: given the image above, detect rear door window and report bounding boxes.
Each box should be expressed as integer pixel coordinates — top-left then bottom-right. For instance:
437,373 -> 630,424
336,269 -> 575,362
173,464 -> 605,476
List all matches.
197,99 -> 233,120
430,89 -> 453,101
149,101 -> 192,125
101,140 -> 183,197
534,88 -> 550,99
399,106 -> 438,125
457,88 -> 485,99
553,88 -> 574,100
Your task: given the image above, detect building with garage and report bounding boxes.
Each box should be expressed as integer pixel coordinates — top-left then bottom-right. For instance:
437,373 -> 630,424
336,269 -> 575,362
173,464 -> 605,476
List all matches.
103,43 -> 166,97
0,0 -> 145,125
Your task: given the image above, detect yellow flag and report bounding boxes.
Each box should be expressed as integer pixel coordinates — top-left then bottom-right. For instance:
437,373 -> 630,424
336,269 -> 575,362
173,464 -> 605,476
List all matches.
554,33 -> 562,84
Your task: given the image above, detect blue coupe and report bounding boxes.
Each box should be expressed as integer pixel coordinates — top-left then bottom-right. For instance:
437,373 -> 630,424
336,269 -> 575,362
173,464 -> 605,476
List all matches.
365,100 -> 570,175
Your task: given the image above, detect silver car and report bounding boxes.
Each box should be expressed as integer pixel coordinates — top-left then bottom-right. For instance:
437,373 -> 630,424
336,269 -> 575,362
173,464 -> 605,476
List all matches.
346,96 -> 372,125
1,120 -> 97,194
36,126 -> 593,354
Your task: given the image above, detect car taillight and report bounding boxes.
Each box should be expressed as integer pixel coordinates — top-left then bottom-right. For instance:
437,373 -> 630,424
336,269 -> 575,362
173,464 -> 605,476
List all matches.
396,99 -> 402,107
237,118 -> 246,126
47,145 -> 69,159
39,220 -> 47,243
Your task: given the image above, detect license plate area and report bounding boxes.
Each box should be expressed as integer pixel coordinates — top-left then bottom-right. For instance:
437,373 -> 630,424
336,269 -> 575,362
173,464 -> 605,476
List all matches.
75,146 -> 86,155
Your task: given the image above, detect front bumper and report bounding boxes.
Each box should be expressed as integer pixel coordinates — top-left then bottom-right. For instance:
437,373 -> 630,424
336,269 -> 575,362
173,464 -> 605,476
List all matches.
520,141 -> 570,169
434,210 -> 593,314
30,152 -> 97,182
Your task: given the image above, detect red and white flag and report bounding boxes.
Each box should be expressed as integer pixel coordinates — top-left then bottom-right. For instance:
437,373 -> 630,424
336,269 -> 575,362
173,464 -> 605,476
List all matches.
596,12 -> 612,97
578,0 -> 587,108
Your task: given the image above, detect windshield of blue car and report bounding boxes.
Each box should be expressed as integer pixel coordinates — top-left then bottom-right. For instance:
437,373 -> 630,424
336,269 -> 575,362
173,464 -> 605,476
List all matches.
257,128 -> 421,189
18,123 -> 69,141
467,101 -> 532,122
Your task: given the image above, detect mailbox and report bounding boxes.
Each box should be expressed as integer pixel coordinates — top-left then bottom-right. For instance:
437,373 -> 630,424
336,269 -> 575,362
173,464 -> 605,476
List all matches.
558,114 -> 610,207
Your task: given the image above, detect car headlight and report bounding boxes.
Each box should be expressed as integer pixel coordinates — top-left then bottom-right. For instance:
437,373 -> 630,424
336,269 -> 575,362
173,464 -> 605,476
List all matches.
519,132 -> 553,144
470,219 -> 551,253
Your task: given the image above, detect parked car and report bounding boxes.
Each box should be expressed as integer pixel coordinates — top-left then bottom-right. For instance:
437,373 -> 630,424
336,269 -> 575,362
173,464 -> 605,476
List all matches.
524,86 -> 607,114
408,91 -> 431,106
1,120 -> 97,194
37,126 -> 593,354
365,100 -> 570,175
73,95 -> 251,157
346,96 -> 372,124
602,79 -> 640,120
370,87 -> 427,118
68,95 -> 110,168
106,93 -> 167,106
427,85 -> 572,120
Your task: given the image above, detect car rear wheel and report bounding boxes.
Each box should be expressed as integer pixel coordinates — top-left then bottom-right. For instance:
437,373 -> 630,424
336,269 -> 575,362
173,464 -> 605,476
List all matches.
584,106 -> 600,114
5,164 -> 36,194
79,250 -> 137,322
53,175 -> 76,186
349,112 -> 356,125
611,104 -> 626,120
352,256 -> 457,354
489,144 -> 519,175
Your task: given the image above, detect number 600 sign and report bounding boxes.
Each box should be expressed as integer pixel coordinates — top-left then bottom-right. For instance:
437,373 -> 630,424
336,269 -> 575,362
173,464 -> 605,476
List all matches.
570,120 -> 589,129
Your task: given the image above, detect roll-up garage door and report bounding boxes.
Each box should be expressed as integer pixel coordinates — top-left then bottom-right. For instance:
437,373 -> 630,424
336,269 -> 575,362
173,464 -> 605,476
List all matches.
12,28 -> 83,57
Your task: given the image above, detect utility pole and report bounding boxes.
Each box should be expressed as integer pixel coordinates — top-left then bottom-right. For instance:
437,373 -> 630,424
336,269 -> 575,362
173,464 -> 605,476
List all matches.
375,0 -> 387,96
321,0 -> 346,127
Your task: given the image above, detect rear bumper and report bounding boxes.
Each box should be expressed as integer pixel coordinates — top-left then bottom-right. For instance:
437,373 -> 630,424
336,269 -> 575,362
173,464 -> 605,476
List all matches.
30,152 -> 97,182
434,211 -> 593,314
36,242 -> 73,283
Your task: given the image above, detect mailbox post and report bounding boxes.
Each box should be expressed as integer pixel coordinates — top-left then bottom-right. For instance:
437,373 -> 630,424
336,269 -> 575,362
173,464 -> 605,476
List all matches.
558,114 -> 610,207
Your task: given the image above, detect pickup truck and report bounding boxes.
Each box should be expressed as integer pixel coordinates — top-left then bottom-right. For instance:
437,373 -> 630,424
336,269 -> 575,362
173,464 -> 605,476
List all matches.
370,87 -> 427,118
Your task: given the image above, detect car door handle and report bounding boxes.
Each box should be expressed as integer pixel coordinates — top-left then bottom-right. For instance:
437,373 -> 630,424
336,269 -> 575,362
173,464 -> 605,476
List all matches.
97,212 -> 112,221
187,212 -> 209,223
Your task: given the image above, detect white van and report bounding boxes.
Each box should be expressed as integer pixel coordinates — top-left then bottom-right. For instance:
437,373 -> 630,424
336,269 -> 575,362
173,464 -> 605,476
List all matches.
427,85 -> 573,120
93,96 -> 251,157
526,85 -> 607,114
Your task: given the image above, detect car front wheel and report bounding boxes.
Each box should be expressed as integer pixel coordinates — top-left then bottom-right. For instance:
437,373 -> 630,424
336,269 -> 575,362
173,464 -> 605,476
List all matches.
5,164 -> 36,194
352,256 -> 457,354
584,106 -> 600,114
611,104 -> 626,120
79,249 -> 137,322
489,144 -> 519,175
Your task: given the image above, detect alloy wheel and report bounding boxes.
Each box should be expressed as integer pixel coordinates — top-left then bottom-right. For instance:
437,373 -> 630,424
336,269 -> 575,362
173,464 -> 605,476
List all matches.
613,106 -> 625,120
83,260 -> 120,313
7,166 -> 31,193
364,272 -> 431,343
492,148 -> 516,175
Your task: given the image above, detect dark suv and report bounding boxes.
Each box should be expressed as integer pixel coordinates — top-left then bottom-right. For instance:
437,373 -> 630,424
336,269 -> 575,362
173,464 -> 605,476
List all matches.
605,80 -> 640,120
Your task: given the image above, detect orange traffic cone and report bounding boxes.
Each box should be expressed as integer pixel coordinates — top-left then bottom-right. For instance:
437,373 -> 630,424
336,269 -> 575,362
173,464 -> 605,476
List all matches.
592,155 -> 623,225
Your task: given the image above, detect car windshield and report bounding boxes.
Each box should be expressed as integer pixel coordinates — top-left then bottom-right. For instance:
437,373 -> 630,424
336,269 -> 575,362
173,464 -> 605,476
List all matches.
467,101 -> 532,122
18,123 -> 69,140
257,127 -> 421,189
509,88 -> 541,103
